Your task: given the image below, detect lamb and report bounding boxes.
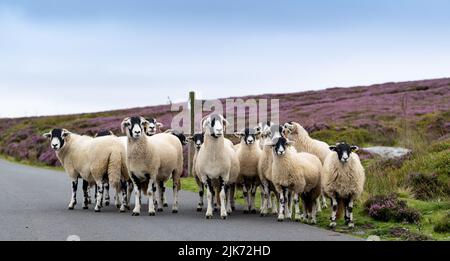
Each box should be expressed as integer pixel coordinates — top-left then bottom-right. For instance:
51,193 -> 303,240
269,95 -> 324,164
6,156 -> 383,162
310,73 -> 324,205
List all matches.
43,129 -> 130,212
266,136 -> 322,223
322,142 -> 365,228
121,116 -> 184,216
283,121 -> 330,210
195,114 -> 240,219
234,127 -> 262,214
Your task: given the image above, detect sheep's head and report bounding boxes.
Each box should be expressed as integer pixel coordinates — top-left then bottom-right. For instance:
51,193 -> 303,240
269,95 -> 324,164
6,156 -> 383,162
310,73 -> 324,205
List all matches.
145,118 -> 163,136
269,124 -> 285,139
283,121 -> 298,135
234,127 -> 261,145
95,129 -> 114,137
42,128 -> 71,151
121,116 -> 148,139
188,133 -> 205,150
202,114 -> 229,138
329,142 -> 359,163
166,129 -> 188,145
258,121 -> 273,138
265,136 -> 293,156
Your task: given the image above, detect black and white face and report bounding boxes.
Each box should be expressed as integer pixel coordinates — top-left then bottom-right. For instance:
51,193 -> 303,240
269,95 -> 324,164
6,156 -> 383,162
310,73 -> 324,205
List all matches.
121,116 -> 148,139
170,130 -> 188,145
146,118 -> 163,136
329,142 -> 359,163
235,127 -> 260,145
42,128 -> 71,151
190,133 -> 204,150
203,114 -> 228,138
283,121 -> 295,135
267,136 -> 293,156
259,121 -> 273,138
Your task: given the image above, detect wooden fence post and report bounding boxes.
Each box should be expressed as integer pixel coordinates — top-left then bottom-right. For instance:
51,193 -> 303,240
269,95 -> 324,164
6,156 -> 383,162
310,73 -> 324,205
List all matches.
188,91 -> 195,177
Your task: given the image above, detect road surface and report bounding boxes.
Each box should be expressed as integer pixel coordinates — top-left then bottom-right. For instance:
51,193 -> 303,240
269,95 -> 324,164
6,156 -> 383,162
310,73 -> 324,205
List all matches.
0,159 -> 358,241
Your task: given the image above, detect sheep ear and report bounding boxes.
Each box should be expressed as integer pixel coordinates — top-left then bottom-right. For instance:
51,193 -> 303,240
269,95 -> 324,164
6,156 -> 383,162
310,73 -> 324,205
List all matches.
350,146 -> 359,152
62,129 -> 71,137
43,132 -> 52,139
202,116 -> 211,129
156,122 -> 164,128
286,140 -> 294,146
234,132 -> 244,138
254,126 -> 262,135
164,129 -> 172,133
186,136 -> 193,141
121,117 -> 130,134
329,146 -> 337,151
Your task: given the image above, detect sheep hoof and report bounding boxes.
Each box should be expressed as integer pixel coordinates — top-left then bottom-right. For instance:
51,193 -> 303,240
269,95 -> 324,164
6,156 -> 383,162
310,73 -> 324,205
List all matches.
221,215 -> 228,220
231,206 -> 236,211
348,223 -> 355,228
126,206 -> 131,210
149,212 -> 156,216
163,203 -> 169,208
206,215 -> 213,219
196,207 -> 202,212
116,204 -> 121,209
329,222 -> 337,228
277,218 -> 284,222
132,212 -> 140,216
157,208 -> 164,212
95,209 -> 101,213
105,201 -> 110,207
172,209 -> 178,214
82,206 -> 88,210
243,210 -> 249,214
120,209 -> 126,213
250,209 -> 257,214
260,213 -> 267,217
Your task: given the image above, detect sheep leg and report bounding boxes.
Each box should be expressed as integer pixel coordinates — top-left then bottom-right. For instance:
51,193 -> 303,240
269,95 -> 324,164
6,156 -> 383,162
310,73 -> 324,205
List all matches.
250,182 -> 257,214
301,198 -> 307,222
310,198 -> 318,224
126,180 -> 133,209
230,183 -> 236,211
271,190 -> 279,214
156,182 -> 164,212
277,187 -> 286,222
172,172 -> 181,214
195,176 -> 204,212
347,198 -> 355,228
131,174 -> 142,216
205,178 -> 214,219
329,196 -> 338,228
225,184 -> 232,214
147,178 -> 156,216
242,183 -> 250,214
259,181 -> 269,216
82,180 -> 89,209
103,180 -> 110,207
117,180 -> 128,213
293,193 -> 301,222
219,177 -> 227,219
322,193 -> 328,209
316,197 -> 322,213
284,190 -> 292,220
68,178 -> 78,210
160,181 -> 169,208
94,181 -> 104,212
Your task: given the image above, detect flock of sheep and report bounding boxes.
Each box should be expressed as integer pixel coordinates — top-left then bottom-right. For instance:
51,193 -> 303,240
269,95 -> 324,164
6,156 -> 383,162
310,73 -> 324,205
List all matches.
42,113 -> 365,228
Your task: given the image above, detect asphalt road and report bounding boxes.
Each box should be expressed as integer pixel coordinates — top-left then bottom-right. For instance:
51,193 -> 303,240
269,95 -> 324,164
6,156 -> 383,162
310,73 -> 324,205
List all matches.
0,159 -> 359,241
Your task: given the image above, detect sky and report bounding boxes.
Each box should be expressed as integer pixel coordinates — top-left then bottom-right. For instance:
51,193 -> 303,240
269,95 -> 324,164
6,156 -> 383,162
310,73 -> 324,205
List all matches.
1,0 -> 450,118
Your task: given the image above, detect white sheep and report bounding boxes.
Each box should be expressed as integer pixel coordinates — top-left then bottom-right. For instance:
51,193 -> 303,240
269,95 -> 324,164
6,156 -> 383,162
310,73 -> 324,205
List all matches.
322,142 -> 365,228
258,123 -> 285,216
43,129 -> 129,212
283,121 -> 330,211
121,116 -> 183,216
266,136 -> 322,223
234,127 -> 262,214
195,114 -> 240,219
187,133 -> 206,211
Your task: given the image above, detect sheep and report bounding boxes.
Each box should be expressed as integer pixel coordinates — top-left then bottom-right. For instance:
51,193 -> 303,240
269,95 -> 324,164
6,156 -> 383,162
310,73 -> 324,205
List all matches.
94,129 -> 133,210
234,127 -> 262,214
283,121 -> 330,211
42,129 -> 130,212
266,136 -> 322,223
121,116 -> 183,216
258,123 -> 285,216
195,113 -> 240,219
322,142 -> 365,228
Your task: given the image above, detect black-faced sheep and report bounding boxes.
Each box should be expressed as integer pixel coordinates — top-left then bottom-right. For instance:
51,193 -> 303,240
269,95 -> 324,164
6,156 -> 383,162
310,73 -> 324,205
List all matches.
322,142 -> 365,228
